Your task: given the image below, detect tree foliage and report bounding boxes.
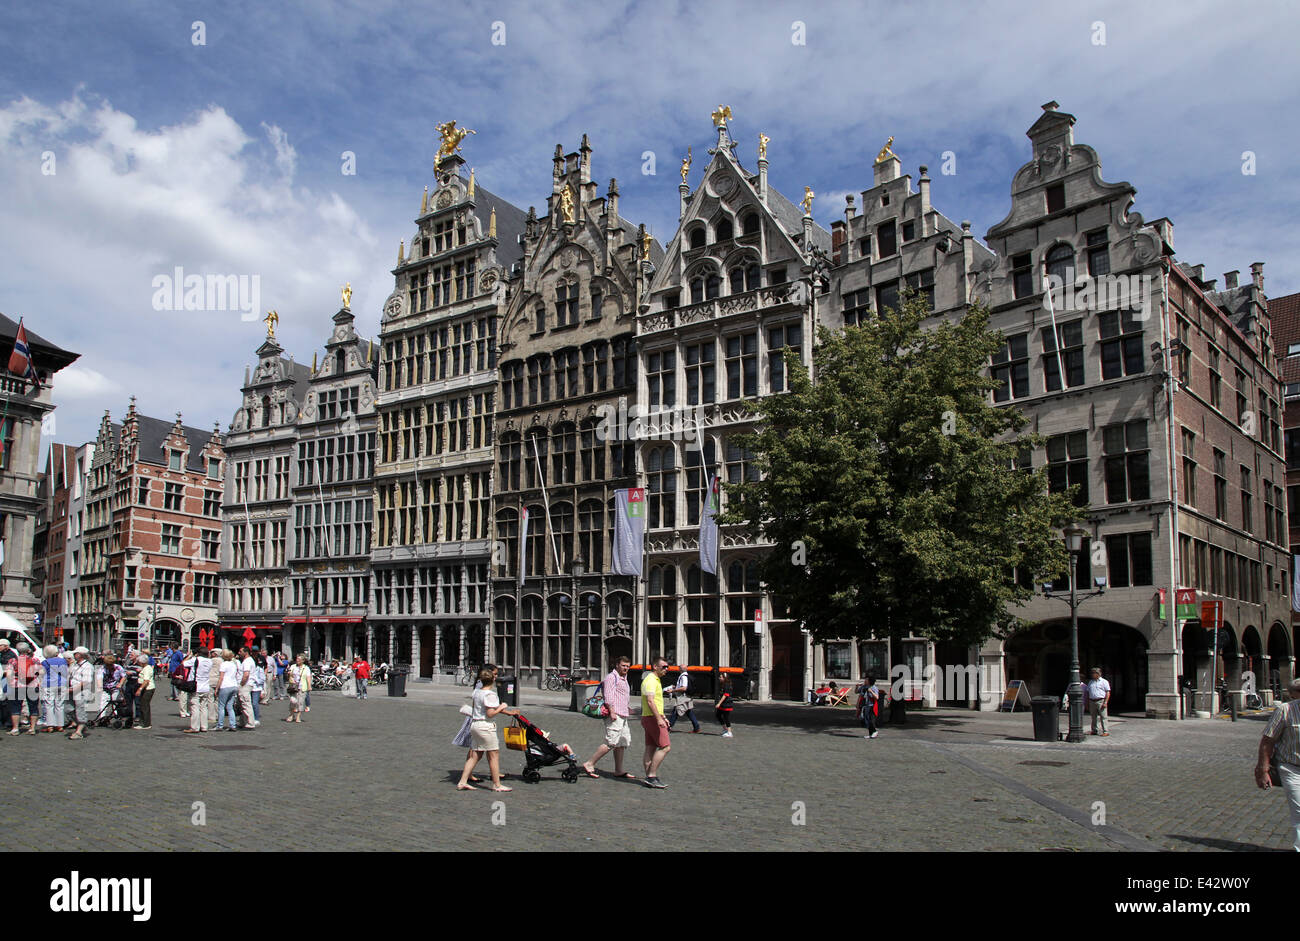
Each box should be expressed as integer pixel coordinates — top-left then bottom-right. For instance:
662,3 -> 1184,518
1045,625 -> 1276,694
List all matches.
721,293 -> 1078,647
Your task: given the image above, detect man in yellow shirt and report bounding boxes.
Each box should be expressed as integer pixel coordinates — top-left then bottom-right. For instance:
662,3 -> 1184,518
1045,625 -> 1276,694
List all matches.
640,656 -> 671,788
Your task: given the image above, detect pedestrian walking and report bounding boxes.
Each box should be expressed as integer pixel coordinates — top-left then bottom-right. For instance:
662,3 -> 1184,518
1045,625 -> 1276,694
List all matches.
183,647 -> 214,734
207,648 -> 224,726
274,652 -> 288,699
166,642 -> 183,700
67,647 -> 95,739
0,638 -> 15,730
286,655 -> 310,723
666,668 -> 701,733
859,674 -> 880,739
131,653 -> 155,729
640,656 -> 672,788
1255,677 -> 1300,852
352,654 -> 371,699
715,675 -> 736,738
1086,667 -> 1111,736
581,656 -> 635,779
39,645 -> 67,733
456,670 -> 519,791
249,648 -> 265,726
213,649 -> 240,730
237,647 -> 257,729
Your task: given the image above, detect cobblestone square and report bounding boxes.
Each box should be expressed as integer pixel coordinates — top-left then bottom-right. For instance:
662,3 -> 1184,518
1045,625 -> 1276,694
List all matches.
4,687 -> 1291,853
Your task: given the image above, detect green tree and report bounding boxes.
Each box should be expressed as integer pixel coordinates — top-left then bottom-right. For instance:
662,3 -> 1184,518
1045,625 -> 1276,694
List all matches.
721,293 -> 1077,649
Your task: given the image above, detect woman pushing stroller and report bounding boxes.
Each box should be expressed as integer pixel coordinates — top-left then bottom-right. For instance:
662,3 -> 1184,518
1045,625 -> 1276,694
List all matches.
456,670 -> 520,792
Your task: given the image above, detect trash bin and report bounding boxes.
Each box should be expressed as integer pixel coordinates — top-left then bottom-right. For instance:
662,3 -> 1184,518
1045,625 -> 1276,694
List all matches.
571,680 -> 599,712
386,666 -> 408,697
498,674 -> 519,707
1030,696 -> 1059,742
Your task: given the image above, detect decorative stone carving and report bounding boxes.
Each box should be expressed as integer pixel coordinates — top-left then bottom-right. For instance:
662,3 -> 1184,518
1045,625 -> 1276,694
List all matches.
561,248 -> 577,268
383,294 -> 404,322
480,269 -> 499,292
642,313 -> 671,332
436,190 -> 453,209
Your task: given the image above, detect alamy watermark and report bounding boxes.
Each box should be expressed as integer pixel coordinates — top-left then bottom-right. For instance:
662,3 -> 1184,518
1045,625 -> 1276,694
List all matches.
1044,272 -> 1155,320
151,267 -> 261,321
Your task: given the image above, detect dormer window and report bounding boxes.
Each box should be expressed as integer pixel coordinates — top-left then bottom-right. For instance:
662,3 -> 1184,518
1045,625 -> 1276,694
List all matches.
1046,183 -> 1066,214
877,222 -> 897,258
716,219 -> 734,242
689,227 -> 706,250
902,221 -> 916,242
881,193 -> 890,207
208,458 -> 220,479
168,450 -> 182,472
1045,244 -> 1075,286
262,395 -> 272,428
742,213 -> 760,236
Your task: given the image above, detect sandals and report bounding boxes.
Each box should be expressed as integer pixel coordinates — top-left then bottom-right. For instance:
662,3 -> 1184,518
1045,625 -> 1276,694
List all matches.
456,784 -> 478,790
581,766 -> 600,778
615,772 -> 637,779
491,786 -> 513,792
182,729 -> 201,734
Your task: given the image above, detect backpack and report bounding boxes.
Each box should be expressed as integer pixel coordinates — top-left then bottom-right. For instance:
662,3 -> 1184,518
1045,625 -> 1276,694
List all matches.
176,660 -> 197,694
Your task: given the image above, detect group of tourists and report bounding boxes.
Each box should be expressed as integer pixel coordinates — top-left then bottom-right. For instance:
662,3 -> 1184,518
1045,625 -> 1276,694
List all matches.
453,655 -> 737,791
0,638 -> 376,739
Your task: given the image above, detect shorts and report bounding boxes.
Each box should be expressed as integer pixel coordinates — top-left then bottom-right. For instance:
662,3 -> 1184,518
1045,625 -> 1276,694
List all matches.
470,720 -> 499,751
641,715 -> 670,749
603,715 -> 632,748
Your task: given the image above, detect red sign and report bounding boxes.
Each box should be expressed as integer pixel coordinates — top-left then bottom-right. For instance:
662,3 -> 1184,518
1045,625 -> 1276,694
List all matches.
1200,600 -> 1223,630
1175,588 -> 1197,606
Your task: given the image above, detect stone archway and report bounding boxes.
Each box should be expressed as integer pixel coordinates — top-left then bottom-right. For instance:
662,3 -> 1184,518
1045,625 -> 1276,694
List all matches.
1242,626 -> 1264,693
1005,618 -> 1148,711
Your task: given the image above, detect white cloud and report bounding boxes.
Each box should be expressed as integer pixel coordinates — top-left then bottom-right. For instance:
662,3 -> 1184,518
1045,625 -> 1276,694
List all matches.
54,365 -> 121,400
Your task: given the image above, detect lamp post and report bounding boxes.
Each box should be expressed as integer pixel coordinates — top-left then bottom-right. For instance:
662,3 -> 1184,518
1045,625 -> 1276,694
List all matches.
1042,524 -> 1106,744
569,556 -> 585,680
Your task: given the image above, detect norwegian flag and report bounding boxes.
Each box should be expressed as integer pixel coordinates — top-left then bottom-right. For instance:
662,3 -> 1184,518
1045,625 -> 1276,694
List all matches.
7,319 -> 40,391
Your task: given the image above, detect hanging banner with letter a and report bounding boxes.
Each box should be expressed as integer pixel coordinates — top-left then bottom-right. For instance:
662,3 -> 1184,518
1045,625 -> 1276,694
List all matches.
612,487 -> 646,576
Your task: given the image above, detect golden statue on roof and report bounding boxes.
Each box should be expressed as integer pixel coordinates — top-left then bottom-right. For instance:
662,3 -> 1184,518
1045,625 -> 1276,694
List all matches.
680,146 -> 692,183
874,136 -> 896,164
758,133 -> 770,160
263,309 -> 279,340
801,187 -> 815,215
641,230 -> 652,261
560,184 -> 575,223
341,283 -> 352,309
711,105 -> 733,128
435,121 -> 476,162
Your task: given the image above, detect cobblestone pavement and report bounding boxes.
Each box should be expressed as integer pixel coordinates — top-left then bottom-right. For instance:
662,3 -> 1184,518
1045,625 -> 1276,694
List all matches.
2,689 -> 1290,852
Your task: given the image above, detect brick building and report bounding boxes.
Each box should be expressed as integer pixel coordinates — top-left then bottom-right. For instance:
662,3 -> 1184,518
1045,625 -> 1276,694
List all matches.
1269,289 -> 1300,695
32,442 -> 73,643
77,401 -> 225,652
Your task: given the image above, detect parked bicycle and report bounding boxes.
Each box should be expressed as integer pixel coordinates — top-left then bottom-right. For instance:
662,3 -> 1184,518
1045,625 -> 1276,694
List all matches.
544,667 -> 587,691
458,663 -> 479,686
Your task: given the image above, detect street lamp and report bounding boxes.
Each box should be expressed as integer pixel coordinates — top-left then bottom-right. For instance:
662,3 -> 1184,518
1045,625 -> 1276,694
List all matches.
1042,524 -> 1106,743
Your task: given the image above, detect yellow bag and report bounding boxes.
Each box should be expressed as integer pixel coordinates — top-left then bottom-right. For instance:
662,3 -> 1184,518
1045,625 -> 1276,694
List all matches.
503,725 -> 527,751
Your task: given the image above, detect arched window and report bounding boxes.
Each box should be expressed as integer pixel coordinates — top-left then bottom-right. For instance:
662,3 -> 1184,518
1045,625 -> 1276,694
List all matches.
705,274 -> 721,300
551,422 -> 576,485
551,502 -> 574,572
495,508 -> 519,578
579,418 -> 605,482
524,505 -> 545,578
498,432 -> 521,491
492,595 -> 516,669
648,565 -> 677,661
1045,244 -> 1075,287
520,595 -> 543,670
745,264 -> 760,291
729,267 -> 745,294
524,430 -> 547,488
335,348 -> 346,377
546,594 -> 571,670
689,227 -> 706,250
716,219 -> 734,242
690,277 -> 705,305
742,212 -> 760,236
685,563 -> 719,666
578,498 -> 604,572
501,360 -> 524,409
647,447 -> 676,528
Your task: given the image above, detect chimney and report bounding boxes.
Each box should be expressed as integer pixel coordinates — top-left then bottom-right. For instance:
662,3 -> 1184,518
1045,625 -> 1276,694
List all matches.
1250,262 -> 1265,290
844,193 -> 857,221
1224,270 -> 1239,290
831,221 -> 845,264
1188,264 -> 1204,284
918,165 -> 931,236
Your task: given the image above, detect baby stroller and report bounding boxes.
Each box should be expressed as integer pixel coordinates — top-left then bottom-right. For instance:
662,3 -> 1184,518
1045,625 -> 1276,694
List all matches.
506,713 -> 580,783
90,688 -> 134,729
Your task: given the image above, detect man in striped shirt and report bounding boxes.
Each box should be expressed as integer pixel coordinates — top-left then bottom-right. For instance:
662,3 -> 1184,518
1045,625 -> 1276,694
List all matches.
581,656 -> 634,779
1255,678 -> 1300,851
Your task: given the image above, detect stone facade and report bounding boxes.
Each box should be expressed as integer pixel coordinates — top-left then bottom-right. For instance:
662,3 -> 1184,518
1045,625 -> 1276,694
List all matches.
490,139 -> 649,684
219,334 -> 310,653
370,154 -> 523,677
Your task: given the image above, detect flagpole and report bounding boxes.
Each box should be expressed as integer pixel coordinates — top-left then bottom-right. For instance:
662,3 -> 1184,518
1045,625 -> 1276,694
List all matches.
1043,262 -> 1069,391
528,433 -> 561,573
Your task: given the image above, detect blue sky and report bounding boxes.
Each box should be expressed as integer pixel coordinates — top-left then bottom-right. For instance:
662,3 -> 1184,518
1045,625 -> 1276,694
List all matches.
1,0 -> 1298,449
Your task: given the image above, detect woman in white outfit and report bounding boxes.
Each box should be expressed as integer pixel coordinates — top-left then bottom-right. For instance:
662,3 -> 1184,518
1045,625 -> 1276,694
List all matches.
456,670 -> 518,792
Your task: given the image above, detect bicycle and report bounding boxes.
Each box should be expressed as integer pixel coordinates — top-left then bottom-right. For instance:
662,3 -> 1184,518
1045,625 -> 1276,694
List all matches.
544,667 -> 573,692
458,663 -> 479,686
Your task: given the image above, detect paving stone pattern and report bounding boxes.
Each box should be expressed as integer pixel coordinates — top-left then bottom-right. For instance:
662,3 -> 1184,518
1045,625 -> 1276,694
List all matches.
2,689 -> 1289,852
